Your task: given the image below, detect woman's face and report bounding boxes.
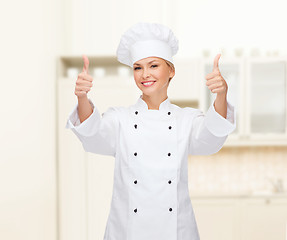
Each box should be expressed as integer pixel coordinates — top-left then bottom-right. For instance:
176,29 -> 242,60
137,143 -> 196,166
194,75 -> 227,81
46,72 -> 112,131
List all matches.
133,57 -> 175,97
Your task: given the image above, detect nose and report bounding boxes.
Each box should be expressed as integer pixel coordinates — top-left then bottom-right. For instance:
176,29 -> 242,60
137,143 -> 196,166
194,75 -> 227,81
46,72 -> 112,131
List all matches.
142,68 -> 151,79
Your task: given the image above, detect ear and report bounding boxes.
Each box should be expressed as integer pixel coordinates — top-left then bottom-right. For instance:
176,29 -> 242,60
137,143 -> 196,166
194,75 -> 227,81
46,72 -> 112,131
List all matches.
169,68 -> 175,79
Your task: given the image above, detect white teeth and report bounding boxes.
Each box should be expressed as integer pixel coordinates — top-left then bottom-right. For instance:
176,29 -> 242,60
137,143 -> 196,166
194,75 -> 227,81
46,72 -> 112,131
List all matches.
143,81 -> 155,86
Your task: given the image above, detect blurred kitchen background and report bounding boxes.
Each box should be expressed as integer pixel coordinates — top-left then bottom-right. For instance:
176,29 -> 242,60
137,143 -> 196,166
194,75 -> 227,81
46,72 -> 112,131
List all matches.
1,0 -> 287,240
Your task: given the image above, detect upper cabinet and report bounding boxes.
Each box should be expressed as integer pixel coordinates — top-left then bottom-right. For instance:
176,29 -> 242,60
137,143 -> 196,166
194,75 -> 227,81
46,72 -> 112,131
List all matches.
199,56 -> 287,146
247,58 -> 286,135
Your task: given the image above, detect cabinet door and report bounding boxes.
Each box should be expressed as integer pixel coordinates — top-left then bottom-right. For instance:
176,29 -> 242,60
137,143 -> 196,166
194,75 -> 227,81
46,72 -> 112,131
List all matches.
241,198 -> 287,240
246,58 -> 286,135
191,198 -> 240,240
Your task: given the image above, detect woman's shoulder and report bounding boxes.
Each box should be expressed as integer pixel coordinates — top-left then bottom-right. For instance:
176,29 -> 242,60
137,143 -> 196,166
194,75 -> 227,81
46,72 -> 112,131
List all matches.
104,103 -> 203,119
101,105 -> 129,120
170,103 -> 202,116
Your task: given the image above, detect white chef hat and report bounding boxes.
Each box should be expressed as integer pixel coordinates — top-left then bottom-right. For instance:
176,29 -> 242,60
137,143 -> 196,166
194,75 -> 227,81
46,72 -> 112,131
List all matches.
116,22 -> 179,68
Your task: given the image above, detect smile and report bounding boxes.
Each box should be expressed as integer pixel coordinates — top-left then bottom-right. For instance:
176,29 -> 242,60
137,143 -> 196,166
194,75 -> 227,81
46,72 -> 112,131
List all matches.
142,81 -> 156,87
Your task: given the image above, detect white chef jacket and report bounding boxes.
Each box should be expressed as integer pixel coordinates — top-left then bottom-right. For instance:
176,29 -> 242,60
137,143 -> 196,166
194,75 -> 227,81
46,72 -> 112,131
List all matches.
66,94 -> 236,240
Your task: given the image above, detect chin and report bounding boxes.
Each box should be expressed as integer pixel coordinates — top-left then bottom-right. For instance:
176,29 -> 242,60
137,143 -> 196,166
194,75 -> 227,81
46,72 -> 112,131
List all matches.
142,89 -> 159,97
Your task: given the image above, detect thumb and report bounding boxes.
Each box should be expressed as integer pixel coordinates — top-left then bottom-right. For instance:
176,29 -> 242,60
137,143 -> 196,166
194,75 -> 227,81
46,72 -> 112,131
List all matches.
82,54 -> 89,74
213,53 -> 221,71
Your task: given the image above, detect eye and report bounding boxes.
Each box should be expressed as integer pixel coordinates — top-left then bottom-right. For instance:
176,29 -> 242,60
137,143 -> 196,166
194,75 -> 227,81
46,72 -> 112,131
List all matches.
151,64 -> 158,68
134,67 -> 141,70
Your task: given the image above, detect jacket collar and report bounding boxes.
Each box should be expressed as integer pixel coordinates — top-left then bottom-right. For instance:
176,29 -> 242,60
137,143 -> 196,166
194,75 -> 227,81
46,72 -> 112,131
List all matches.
135,94 -> 171,112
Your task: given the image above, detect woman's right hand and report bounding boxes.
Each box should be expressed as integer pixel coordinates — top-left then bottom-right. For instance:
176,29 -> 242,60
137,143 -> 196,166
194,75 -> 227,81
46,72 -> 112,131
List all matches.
75,55 -> 93,99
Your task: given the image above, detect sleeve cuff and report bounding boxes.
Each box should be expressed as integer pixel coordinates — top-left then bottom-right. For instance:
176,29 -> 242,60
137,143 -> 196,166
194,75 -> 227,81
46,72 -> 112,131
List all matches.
65,98 -> 101,136
204,99 -> 236,137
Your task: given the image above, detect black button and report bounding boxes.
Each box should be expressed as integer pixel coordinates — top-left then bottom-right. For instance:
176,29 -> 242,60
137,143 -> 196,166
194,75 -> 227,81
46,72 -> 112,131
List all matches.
168,112 -> 171,115
134,208 -> 137,213
134,180 -> 137,184
134,124 -> 137,129
168,153 -> 171,156
168,180 -> 172,184
134,152 -> 137,156
169,208 -> 172,212
168,126 -> 172,129
135,111 -> 138,115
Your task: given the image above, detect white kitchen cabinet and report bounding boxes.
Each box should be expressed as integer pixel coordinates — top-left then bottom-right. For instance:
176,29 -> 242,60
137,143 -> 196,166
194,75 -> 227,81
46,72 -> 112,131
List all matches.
246,58 -> 286,136
191,198 -> 241,240
199,56 -> 287,146
240,197 -> 287,240
190,195 -> 287,240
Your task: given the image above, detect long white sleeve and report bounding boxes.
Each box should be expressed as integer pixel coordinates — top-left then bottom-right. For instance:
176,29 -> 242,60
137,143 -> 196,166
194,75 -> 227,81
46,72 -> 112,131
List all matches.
65,98 -> 119,156
188,99 -> 236,155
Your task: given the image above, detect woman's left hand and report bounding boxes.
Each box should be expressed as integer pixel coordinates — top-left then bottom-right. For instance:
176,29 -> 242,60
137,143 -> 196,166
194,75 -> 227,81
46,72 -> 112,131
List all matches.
205,53 -> 228,96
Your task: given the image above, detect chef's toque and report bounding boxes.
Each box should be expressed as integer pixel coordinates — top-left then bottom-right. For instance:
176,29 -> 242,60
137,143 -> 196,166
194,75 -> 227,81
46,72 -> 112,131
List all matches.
116,22 -> 179,68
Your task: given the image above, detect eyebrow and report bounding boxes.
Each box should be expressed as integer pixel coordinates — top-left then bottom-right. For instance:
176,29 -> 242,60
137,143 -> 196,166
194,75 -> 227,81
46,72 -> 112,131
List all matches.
133,60 -> 158,66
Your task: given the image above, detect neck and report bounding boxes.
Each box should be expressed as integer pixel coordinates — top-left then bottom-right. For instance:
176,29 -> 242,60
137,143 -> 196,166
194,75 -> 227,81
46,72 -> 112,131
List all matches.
142,93 -> 168,110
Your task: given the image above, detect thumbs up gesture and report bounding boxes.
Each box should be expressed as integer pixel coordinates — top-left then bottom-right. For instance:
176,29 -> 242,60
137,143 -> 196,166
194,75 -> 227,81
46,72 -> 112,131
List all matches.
205,54 -> 228,96
74,55 -> 94,99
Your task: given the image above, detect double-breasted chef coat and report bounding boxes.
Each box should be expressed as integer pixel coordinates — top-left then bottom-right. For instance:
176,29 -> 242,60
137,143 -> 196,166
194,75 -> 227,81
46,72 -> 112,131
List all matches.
66,94 -> 236,240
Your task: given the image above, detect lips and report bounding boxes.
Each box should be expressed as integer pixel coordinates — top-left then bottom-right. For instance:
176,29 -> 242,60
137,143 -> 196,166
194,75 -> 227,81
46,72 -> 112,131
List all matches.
141,80 -> 156,84
141,80 -> 156,87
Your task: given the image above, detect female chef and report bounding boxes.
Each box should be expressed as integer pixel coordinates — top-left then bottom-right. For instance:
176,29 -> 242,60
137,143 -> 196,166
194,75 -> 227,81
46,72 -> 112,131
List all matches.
66,22 -> 236,240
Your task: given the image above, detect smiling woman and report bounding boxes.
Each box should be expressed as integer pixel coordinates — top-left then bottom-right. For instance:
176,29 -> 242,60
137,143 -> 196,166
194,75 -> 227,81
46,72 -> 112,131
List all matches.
66,22 -> 236,240
132,56 -> 175,105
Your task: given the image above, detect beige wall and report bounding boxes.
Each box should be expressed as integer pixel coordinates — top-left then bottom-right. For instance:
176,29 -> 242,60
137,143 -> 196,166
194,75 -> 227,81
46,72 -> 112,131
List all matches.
0,0 -> 63,239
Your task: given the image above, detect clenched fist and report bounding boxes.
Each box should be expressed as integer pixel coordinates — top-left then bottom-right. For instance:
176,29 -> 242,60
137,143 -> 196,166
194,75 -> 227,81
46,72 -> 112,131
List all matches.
74,55 -> 94,99
205,54 -> 228,96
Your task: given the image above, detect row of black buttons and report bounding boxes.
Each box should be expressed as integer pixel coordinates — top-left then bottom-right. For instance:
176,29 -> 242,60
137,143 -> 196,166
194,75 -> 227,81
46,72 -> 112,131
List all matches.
133,180 -> 172,184
133,152 -> 171,156
134,124 -> 172,130
133,208 -> 173,213
135,111 -> 172,115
